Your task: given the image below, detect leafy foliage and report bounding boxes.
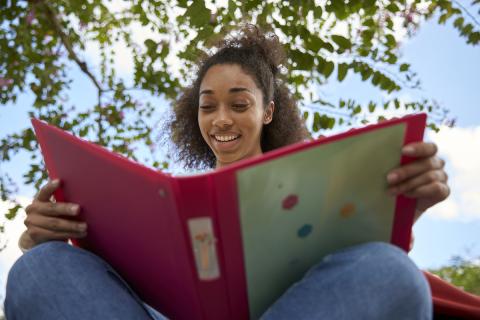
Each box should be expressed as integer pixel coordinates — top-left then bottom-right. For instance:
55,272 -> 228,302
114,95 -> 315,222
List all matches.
430,255 -> 480,295
1,0 -> 479,220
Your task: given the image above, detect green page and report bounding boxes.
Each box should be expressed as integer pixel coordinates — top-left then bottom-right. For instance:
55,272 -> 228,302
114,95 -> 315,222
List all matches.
236,123 -> 406,319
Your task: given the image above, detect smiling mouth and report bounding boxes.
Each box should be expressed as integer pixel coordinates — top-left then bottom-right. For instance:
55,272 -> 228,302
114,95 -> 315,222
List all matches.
211,134 -> 241,142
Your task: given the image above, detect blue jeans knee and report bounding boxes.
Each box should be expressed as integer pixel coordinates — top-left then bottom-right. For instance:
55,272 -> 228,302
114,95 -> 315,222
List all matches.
264,241 -> 432,320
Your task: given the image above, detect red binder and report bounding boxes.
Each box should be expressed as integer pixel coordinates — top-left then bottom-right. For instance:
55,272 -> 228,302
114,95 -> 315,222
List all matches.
31,113 -> 426,319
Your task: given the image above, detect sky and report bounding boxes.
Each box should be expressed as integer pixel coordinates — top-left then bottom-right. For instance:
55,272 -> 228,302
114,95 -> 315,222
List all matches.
0,7 -> 479,306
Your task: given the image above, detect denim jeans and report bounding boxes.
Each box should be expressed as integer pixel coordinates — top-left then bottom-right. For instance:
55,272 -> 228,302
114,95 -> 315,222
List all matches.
4,241 -> 432,319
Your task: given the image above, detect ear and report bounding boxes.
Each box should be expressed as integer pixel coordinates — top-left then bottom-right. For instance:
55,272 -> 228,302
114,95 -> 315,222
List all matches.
263,101 -> 275,125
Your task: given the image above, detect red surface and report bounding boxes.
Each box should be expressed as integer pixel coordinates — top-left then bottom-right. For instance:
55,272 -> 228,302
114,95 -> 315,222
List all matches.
425,272 -> 480,319
32,119 -> 202,319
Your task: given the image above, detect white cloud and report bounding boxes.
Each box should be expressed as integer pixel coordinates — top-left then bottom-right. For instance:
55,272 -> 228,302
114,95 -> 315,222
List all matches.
424,125 -> 480,222
0,197 -> 31,306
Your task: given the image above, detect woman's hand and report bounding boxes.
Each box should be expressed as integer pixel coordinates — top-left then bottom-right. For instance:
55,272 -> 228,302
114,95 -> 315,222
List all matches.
20,179 -> 87,250
386,142 -> 450,221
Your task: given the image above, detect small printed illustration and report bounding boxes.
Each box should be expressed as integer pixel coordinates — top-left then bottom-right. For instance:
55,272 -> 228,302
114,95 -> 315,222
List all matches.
194,232 -> 214,270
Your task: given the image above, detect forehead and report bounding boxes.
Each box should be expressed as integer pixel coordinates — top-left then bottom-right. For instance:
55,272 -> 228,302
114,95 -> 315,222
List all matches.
199,64 -> 258,92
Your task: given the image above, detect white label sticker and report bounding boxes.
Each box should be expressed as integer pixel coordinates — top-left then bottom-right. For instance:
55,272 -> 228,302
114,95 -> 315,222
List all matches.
187,217 -> 220,281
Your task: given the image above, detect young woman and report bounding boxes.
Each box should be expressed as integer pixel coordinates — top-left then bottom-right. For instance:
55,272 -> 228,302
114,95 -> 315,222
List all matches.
5,26 -> 449,319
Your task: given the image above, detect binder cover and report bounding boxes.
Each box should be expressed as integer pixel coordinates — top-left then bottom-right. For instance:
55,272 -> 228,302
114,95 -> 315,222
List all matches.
31,113 -> 426,319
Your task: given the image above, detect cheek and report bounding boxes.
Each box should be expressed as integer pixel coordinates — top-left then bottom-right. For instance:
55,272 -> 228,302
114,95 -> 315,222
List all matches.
244,110 -> 264,132
197,114 -> 209,140
198,111 -> 208,128
197,113 -> 203,131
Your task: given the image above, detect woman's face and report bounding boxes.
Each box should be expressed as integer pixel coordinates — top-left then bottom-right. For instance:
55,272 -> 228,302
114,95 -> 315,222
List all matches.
198,64 -> 274,168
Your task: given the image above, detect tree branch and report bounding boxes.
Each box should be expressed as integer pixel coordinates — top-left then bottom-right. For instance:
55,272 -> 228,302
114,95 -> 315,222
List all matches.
40,2 -> 104,93
452,0 -> 480,28
39,1 -> 107,143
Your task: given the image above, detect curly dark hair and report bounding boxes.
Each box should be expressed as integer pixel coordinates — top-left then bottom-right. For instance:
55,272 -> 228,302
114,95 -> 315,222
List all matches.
169,25 -> 309,169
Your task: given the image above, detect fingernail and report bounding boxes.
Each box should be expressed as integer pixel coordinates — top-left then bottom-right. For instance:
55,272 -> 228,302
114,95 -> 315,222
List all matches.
402,146 -> 415,155
387,173 -> 398,183
52,179 -> 60,185
78,223 -> 87,232
71,205 -> 79,215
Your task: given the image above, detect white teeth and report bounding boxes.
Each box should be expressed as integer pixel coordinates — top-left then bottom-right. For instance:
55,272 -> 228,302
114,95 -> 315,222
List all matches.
214,135 -> 239,142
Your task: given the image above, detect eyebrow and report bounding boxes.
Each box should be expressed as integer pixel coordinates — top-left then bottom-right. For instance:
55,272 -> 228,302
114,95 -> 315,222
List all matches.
199,87 -> 252,95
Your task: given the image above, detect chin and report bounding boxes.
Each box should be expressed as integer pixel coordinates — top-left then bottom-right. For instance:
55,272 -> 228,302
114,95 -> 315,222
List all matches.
216,152 -> 245,166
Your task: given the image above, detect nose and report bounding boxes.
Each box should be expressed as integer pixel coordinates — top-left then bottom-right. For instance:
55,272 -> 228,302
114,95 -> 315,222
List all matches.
212,106 -> 233,129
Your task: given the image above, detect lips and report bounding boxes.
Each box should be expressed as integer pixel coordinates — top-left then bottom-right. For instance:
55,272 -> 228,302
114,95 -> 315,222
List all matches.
210,133 -> 242,151
212,135 -> 240,142
210,132 -> 241,141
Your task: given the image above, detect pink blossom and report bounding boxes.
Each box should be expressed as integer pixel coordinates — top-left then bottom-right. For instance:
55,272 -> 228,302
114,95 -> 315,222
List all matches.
0,78 -> 14,87
406,13 -> 414,23
26,9 -> 35,25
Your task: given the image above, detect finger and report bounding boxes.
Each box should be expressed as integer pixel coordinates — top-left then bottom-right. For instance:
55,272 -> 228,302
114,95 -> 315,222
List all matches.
27,201 -> 80,217
403,182 -> 450,200
409,233 -> 415,252
26,226 -> 87,244
402,142 -> 438,157
388,169 -> 448,195
25,215 -> 87,234
387,157 -> 445,185
35,179 -> 61,202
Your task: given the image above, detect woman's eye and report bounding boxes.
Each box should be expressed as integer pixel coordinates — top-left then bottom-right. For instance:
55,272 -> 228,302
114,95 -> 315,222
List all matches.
232,104 -> 248,109
199,105 -> 215,110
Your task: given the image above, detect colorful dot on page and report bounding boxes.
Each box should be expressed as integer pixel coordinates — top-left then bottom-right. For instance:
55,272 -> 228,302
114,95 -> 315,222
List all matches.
282,194 -> 299,210
340,203 -> 356,218
297,224 -> 313,238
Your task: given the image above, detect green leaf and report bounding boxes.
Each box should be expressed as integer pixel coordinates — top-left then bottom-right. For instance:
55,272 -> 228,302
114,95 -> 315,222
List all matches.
394,99 -> 400,109
372,71 -> 381,86
290,49 -> 314,70
352,105 -> 362,115
399,63 -> 410,72
321,60 -> 335,78
385,34 -> 396,47
312,112 -> 335,130
312,112 -> 321,132
454,17 -> 464,28
337,63 -> 348,81
307,35 -> 334,53
186,0 -> 211,27
331,35 -> 352,49
360,65 -> 372,80
79,127 -> 89,137
386,3 -> 400,13
5,204 -> 21,220
313,6 -> 323,19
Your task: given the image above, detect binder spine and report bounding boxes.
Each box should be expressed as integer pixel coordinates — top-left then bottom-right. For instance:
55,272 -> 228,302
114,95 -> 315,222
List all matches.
175,175 -> 231,320
390,114 -> 427,250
